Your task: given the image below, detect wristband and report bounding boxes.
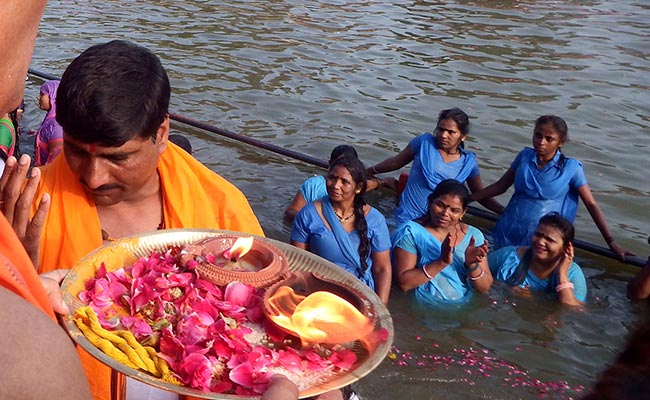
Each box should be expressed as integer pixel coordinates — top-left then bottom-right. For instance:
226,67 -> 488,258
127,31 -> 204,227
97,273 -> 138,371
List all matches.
371,165 -> 379,175
469,268 -> 484,281
555,282 -> 575,292
422,265 -> 433,280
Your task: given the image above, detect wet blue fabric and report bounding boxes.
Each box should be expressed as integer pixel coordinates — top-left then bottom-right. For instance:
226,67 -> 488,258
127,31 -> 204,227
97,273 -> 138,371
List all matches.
395,134 -> 479,225
299,175 -> 327,203
488,246 -> 588,302
391,221 -> 485,306
492,147 -> 587,248
321,197 -> 363,272
291,200 -> 391,290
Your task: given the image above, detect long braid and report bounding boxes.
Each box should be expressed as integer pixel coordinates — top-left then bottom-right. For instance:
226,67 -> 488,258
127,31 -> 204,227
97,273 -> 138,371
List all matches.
353,194 -> 370,275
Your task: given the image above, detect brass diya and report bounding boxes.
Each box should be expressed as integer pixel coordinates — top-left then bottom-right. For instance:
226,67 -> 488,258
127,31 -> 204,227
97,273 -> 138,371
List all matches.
188,235 -> 289,289
61,229 -> 394,399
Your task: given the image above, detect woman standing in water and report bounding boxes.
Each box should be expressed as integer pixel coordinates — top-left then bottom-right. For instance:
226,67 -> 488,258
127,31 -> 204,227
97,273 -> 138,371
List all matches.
488,213 -> 587,306
291,155 -> 392,304
366,108 -> 503,225
391,179 -> 492,307
471,115 -> 632,260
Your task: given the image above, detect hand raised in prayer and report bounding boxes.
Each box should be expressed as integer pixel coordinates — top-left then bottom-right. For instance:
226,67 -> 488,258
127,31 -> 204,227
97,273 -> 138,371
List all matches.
439,233 -> 454,265
0,154 -> 50,267
464,236 -> 489,266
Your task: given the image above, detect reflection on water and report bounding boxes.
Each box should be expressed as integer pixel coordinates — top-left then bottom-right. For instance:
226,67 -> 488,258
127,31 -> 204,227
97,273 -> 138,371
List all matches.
28,1 -> 650,398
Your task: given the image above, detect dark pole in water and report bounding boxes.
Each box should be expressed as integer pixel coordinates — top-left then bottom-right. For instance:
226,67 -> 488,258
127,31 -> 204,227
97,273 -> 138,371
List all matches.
169,113 -> 328,169
27,68 -> 646,268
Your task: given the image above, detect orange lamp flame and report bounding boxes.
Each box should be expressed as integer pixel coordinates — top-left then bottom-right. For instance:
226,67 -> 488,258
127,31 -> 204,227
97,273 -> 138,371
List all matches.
267,286 -> 374,347
222,236 -> 254,261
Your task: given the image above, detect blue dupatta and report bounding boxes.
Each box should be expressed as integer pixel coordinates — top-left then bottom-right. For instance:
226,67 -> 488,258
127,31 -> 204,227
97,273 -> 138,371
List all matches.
321,197 -> 364,278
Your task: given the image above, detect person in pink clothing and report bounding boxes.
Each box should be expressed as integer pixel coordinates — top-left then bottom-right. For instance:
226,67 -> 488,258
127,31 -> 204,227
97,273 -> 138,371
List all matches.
34,80 -> 63,166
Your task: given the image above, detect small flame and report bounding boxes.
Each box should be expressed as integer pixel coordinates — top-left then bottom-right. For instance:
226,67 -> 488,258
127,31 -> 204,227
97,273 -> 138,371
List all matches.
222,236 -> 254,261
267,286 -> 373,346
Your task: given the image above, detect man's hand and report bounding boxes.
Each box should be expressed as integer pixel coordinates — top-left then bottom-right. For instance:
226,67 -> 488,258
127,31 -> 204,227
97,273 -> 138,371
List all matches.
0,154 -> 50,267
39,269 -> 70,315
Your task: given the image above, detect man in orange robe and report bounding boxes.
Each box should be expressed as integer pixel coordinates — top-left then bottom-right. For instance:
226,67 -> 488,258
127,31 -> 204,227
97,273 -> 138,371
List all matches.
1,40 -> 263,400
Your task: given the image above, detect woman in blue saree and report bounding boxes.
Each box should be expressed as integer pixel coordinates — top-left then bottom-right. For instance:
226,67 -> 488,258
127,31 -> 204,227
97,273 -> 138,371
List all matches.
291,155 -> 392,304
365,108 -> 503,225
488,213 -> 587,306
471,115 -> 632,260
391,179 -> 493,307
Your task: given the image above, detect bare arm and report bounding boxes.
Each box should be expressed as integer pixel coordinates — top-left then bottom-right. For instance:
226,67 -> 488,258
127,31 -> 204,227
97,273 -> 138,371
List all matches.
466,173 -> 508,215
370,249 -> 392,304
0,286 -> 92,400
555,243 -> 582,306
577,184 -> 635,261
627,257 -> 650,300
365,177 -> 383,192
463,236 -> 493,293
468,167 -> 516,209
284,191 -> 307,221
0,0 -> 48,114
366,144 -> 415,175
393,234 -> 453,292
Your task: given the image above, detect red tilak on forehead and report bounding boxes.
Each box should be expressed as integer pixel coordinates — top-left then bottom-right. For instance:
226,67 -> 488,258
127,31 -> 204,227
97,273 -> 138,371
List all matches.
88,144 -> 97,153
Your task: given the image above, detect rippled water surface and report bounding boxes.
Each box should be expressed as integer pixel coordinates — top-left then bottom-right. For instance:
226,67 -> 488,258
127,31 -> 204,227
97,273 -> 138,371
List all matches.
24,1 -> 650,398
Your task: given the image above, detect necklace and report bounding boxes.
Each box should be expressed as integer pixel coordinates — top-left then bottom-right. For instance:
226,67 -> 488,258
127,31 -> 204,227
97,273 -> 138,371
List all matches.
332,204 -> 355,223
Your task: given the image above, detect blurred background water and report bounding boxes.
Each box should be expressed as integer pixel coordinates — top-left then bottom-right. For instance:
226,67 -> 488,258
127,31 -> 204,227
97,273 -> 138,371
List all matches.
21,1 -> 650,398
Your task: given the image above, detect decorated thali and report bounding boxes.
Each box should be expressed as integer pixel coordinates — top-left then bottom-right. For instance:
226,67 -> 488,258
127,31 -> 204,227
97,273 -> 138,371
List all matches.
61,229 -> 394,399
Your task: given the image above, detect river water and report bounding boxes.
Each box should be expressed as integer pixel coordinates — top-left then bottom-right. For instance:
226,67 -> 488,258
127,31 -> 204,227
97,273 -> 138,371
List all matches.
23,1 -> 650,399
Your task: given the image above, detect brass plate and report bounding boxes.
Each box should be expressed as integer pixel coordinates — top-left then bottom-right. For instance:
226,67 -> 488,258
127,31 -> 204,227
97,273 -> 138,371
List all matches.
61,229 -> 393,399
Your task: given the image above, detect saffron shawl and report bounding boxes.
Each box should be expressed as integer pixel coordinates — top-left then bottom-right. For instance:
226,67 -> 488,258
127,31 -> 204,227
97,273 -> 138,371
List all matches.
0,214 -> 55,320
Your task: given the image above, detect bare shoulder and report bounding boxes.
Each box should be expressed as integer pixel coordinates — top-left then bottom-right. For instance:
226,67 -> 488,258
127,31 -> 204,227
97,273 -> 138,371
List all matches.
0,287 -> 91,400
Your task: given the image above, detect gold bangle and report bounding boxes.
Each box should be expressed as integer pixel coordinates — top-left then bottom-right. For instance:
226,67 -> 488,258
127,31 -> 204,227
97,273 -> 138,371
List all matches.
469,268 -> 484,281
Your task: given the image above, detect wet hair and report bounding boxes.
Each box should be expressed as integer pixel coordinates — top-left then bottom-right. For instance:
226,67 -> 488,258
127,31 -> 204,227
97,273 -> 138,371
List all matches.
437,108 -> 470,136
328,145 -> 358,164
57,40 -> 170,147
328,155 -> 370,275
538,212 -> 575,244
169,134 -> 192,155
418,179 -> 470,225
535,115 -> 568,143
